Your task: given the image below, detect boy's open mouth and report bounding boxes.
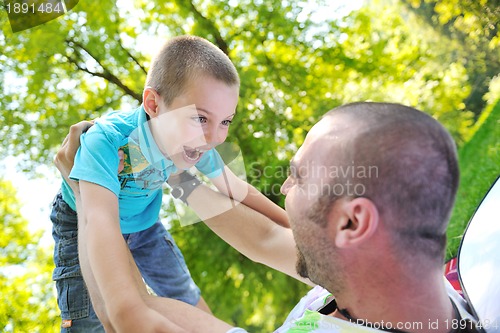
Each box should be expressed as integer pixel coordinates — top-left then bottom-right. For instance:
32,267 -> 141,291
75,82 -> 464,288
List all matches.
183,146 -> 204,162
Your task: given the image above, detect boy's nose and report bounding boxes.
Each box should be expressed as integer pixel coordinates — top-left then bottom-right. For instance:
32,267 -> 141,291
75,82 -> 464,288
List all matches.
204,128 -> 225,146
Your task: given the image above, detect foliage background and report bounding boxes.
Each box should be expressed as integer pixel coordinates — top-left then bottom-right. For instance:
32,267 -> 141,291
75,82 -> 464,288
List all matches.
1,0 -> 498,331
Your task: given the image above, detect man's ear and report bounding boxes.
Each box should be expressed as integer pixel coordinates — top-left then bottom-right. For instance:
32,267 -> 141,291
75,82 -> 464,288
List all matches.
334,197 -> 379,248
143,87 -> 161,118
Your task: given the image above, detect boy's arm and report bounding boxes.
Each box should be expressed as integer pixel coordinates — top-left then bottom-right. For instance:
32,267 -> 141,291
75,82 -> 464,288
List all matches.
184,182 -> 311,284
58,122 -> 310,286
170,171 -> 311,284
200,169 -> 313,282
210,167 -> 290,228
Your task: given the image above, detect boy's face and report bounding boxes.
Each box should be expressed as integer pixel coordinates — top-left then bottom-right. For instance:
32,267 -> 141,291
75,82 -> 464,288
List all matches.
144,76 -> 239,170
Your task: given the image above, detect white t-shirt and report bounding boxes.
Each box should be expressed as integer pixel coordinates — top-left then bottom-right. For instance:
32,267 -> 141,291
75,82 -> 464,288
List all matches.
229,279 -> 477,333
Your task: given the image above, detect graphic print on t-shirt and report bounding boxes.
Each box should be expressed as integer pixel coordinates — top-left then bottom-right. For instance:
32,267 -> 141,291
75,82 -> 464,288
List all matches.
118,141 -> 167,195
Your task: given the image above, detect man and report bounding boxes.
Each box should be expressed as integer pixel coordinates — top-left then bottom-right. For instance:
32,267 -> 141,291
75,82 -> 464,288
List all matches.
54,102 -> 479,332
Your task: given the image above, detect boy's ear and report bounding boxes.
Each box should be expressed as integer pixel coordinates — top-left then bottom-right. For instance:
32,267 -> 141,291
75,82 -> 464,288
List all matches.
334,197 -> 379,248
143,87 -> 161,118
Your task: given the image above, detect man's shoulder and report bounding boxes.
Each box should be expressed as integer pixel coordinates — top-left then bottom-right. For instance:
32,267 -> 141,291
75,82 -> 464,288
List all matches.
445,278 -> 479,324
276,286 -> 374,332
277,309 -> 350,333
274,286 -> 331,332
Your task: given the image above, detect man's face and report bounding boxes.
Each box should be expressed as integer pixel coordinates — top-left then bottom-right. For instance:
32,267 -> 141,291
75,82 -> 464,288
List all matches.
149,76 -> 239,170
282,142 -> 316,279
281,118 -> 332,279
281,116 -> 351,286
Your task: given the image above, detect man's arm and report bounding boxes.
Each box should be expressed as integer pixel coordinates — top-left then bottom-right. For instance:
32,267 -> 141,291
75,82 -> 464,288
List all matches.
55,122 -> 190,332
79,182 -> 219,332
58,122 -> 311,286
60,122 -> 151,322
54,121 -> 94,194
78,182 -> 141,318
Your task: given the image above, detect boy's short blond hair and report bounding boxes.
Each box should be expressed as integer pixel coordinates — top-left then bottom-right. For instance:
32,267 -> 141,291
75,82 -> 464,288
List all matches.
145,35 -> 240,107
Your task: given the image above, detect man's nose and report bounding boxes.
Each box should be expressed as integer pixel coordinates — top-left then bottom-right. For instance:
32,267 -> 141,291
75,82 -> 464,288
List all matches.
281,177 -> 291,195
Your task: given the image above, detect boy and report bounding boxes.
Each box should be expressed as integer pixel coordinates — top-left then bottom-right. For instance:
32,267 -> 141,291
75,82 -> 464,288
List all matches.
51,35 -> 288,332
56,102 -> 480,332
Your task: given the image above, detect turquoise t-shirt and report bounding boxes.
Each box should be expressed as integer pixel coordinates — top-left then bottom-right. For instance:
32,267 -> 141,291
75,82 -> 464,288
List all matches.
61,105 -> 224,234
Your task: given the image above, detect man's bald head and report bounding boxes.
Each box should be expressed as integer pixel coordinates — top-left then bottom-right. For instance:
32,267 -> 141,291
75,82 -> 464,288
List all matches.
309,102 -> 459,262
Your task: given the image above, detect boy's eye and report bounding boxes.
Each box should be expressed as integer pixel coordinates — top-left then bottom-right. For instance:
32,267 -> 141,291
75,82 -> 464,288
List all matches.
193,116 -> 207,124
221,119 -> 232,126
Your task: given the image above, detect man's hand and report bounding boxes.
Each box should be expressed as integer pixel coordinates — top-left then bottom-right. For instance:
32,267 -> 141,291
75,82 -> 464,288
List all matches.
54,121 -> 94,194
54,120 -> 125,195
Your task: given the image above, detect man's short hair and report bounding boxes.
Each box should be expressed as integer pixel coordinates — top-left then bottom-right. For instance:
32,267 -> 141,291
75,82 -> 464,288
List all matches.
145,35 -> 240,107
312,102 -> 459,263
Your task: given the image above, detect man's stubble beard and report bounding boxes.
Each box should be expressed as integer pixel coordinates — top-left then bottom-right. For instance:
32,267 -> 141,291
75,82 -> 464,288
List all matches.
294,229 -> 347,296
296,247 -> 309,279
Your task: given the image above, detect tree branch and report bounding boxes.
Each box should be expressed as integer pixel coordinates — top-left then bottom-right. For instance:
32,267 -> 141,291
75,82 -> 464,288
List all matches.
65,38 -> 142,102
116,35 -> 148,75
66,55 -> 100,77
186,0 -> 230,56
111,14 -> 148,75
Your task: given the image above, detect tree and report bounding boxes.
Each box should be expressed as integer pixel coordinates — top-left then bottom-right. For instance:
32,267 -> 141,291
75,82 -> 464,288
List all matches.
447,100 -> 500,259
0,0 -> 489,330
399,0 -> 500,115
0,0 -> 476,170
0,179 -> 58,332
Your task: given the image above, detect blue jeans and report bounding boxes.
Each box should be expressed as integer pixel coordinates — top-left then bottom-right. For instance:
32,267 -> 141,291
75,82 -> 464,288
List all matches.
50,192 -> 201,332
